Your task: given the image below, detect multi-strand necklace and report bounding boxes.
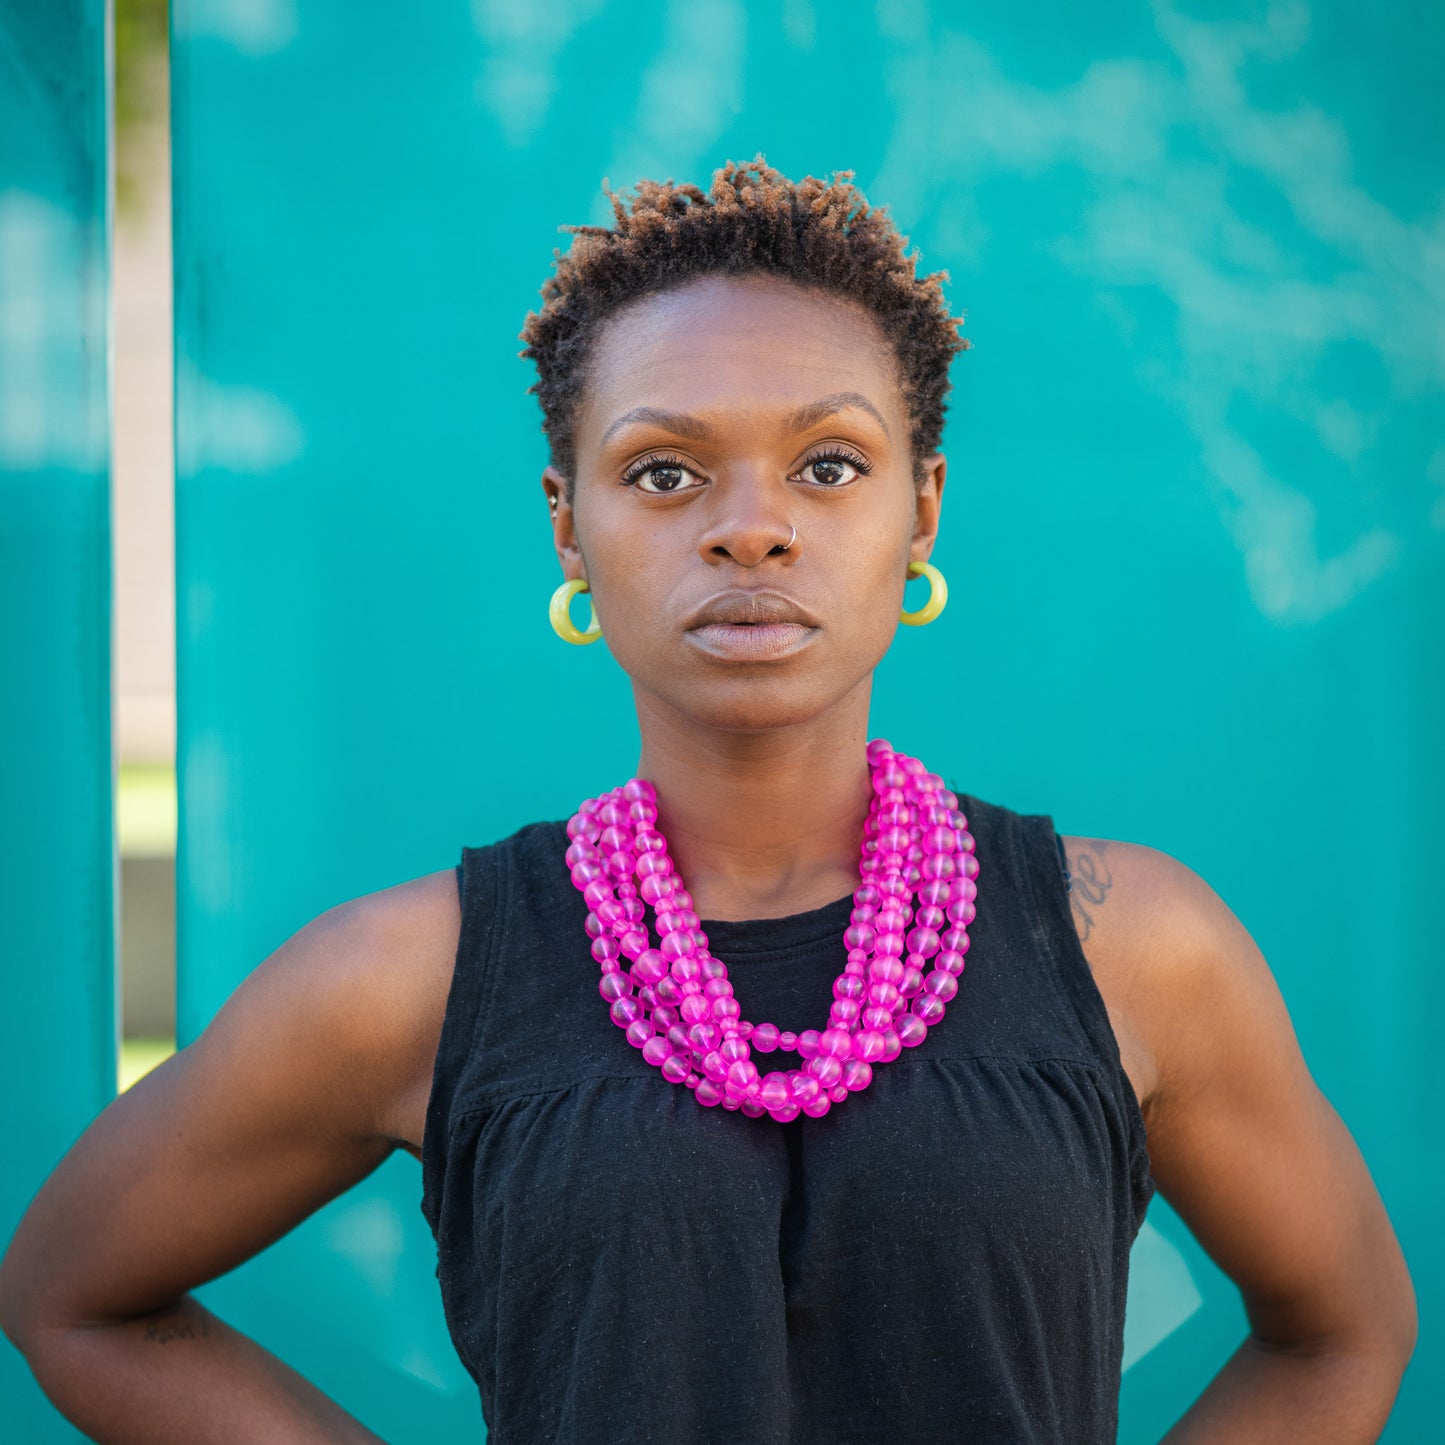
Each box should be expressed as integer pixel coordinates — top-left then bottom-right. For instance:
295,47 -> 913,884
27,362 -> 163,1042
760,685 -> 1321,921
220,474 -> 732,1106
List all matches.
564,738 -> 978,1122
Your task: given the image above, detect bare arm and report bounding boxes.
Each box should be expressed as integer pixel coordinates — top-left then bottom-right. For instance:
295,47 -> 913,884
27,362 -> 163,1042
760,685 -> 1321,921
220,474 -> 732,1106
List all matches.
1107,844 -> 1417,1442
0,867 -> 459,1444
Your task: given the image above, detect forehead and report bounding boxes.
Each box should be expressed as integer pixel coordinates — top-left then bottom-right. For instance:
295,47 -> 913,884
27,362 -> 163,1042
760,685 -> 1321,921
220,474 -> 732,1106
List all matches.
575,274 -> 906,450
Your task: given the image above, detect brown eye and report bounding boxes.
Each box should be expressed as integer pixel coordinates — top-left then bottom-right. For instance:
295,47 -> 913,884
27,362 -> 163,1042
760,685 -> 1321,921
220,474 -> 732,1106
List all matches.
621,455 -> 705,493
795,449 -> 871,487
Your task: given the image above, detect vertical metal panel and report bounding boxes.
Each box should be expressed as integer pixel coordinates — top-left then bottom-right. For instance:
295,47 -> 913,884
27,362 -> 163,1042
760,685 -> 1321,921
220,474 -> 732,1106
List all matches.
0,1 -> 115,1439
171,3 -> 1443,1440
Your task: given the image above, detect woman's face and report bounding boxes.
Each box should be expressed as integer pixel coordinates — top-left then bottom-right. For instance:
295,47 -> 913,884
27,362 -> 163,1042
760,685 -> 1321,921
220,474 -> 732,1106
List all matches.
544,272 -> 945,735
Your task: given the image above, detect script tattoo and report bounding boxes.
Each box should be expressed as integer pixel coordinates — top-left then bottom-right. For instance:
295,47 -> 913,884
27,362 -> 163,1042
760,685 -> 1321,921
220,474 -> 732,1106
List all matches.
1065,838 -> 1114,944
142,1310 -> 211,1345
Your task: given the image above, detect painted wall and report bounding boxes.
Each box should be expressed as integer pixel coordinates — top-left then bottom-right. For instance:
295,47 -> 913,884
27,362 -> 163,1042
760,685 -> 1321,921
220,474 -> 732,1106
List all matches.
170,2 -> 1444,1440
0,1 -> 115,1439
6,1 -> 1439,1440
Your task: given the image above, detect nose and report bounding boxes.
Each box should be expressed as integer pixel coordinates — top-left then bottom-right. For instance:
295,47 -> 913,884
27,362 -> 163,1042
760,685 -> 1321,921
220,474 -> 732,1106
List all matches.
696,478 -> 798,569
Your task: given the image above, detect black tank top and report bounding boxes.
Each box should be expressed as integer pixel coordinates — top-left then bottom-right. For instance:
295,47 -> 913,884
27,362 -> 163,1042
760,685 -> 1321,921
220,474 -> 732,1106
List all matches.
421,790 -> 1155,1444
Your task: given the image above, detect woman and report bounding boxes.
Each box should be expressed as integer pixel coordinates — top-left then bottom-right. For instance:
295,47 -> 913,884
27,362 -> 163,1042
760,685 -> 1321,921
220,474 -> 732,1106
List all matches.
0,157 -> 1417,1443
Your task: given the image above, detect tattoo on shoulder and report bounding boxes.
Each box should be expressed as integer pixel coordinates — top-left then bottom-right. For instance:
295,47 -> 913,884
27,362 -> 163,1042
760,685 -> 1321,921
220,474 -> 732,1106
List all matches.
142,1310 -> 211,1345
1064,838 -> 1114,944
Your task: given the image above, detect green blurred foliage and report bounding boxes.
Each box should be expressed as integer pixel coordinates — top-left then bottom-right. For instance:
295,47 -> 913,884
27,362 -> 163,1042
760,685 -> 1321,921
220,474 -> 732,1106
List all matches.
115,0 -> 167,219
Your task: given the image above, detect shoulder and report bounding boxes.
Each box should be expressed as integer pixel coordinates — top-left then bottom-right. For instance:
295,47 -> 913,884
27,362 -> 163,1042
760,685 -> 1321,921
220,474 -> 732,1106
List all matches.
1054,833 -> 1281,1128
245,865 -> 464,1156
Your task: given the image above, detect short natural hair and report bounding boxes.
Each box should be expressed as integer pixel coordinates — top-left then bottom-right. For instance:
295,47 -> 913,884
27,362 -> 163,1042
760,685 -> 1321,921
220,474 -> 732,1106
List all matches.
519,154 -> 971,492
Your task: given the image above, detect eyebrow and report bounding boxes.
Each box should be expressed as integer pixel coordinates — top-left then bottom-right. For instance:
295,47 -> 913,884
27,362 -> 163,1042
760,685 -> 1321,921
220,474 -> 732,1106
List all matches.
598,390 -> 892,447
786,391 -> 892,439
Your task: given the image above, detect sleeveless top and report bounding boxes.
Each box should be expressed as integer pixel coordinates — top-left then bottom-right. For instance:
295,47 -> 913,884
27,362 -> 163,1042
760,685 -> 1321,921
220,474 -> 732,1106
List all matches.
420,791 -> 1155,1444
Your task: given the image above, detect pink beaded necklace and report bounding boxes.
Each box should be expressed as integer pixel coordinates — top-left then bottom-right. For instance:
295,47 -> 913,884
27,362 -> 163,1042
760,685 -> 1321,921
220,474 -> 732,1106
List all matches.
565,738 -> 979,1122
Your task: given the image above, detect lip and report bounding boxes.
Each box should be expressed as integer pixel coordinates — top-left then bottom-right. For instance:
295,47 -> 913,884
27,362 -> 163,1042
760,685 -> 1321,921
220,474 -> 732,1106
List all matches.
681,589 -> 821,663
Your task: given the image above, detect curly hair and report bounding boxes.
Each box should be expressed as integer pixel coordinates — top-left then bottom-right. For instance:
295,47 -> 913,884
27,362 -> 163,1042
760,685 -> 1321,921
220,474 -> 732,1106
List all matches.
519,154 -> 971,494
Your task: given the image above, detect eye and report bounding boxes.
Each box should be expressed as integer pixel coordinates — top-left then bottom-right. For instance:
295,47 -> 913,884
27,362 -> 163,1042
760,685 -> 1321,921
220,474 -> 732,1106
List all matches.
793,446 -> 873,487
620,452 -> 706,494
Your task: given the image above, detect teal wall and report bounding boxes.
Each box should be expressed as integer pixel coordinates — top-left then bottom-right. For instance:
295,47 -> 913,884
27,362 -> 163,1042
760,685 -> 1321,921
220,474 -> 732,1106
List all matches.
0,2 -> 115,1440
4,0 -> 1440,1439
170,4 -> 1444,1439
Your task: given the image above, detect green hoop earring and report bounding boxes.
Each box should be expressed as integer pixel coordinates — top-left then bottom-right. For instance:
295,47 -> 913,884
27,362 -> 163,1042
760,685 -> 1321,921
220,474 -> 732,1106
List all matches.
550,577 -> 603,645
900,559 -> 947,626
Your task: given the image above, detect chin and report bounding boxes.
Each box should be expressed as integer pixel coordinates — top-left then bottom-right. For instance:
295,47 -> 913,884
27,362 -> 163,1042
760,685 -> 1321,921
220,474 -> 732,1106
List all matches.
643,670 -> 872,735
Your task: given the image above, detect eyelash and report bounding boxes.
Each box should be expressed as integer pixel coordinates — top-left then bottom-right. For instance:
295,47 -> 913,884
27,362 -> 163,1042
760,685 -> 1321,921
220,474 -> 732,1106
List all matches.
797,445 -> 872,479
619,451 -> 692,488
619,446 -> 875,489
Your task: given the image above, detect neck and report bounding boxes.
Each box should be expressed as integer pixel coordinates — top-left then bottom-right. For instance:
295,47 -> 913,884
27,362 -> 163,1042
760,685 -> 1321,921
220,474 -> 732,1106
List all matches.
631,684 -> 875,922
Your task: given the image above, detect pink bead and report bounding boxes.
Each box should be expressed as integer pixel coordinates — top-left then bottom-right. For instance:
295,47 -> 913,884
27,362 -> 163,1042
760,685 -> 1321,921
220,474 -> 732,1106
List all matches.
598,973 -> 632,1003
751,1022 -> 781,1052
711,996 -> 740,1022
591,936 -> 620,963
854,1029 -> 886,1062
829,998 -> 861,1026
906,926 -> 940,958
759,1072 -> 792,1110
702,977 -> 734,999
570,860 -> 603,887
866,981 -> 900,1010
842,1058 -> 874,1091
935,949 -> 965,976
834,975 -> 865,1001
796,1029 -> 821,1060
726,1060 -> 759,1091
695,1078 -> 723,1106
661,1053 -> 690,1083
688,1021 -> 720,1052
790,1073 -> 820,1105
807,1055 -> 843,1088
610,997 -> 642,1027
879,1029 -> 903,1063
583,880 -> 611,910
768,1101 -> 802,1122
818,1027 -> 854,1060
778,1031 -> 798,1051
861,1006 -> 893,1030
913,994 -> 947,1028
828,1082 -> 850,1102
874,931 -> 905,958
642,1036 -> 673,1067
639,874 -> 674,905
660,931 -> 695,960
668,954 -> 700,983
625,1019 -> 654,1048
924,971 -> 958,1001
899,966 -> 924,998
680,994 -> 711,1024
719,1036 -> 751,1064
801,1092 -> 832,1117
739,1097 -> 767,1117
702,1051 -> 728,1081
868,957 -> 905,986
655,976 -> 682,1004
897,1013 -> 928,1048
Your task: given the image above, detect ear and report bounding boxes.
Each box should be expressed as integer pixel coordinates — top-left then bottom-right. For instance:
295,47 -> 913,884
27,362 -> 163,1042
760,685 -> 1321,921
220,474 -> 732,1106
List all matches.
542,464 -> 586,580
910,452 -> 946,562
